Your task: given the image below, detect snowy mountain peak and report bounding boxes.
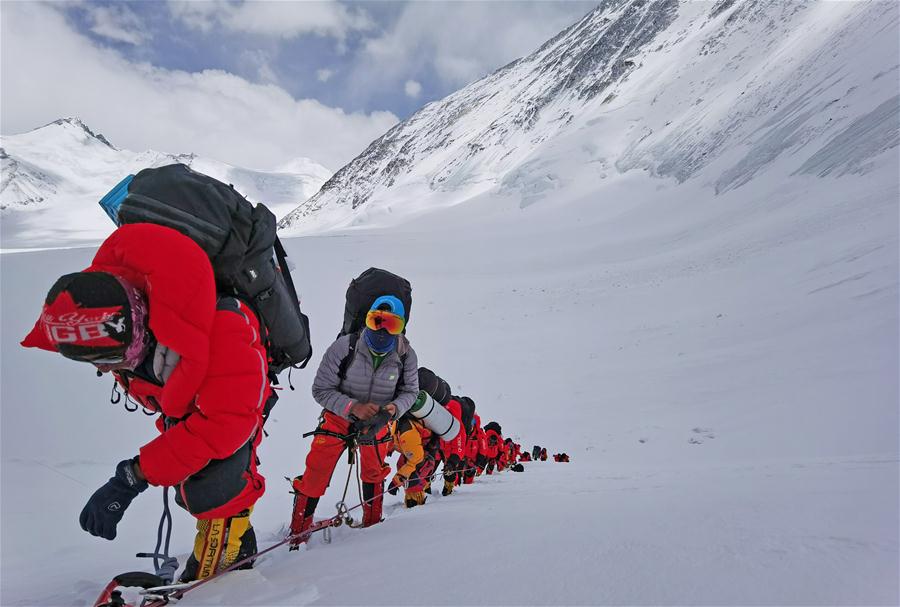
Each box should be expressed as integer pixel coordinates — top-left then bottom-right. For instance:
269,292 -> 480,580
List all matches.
274,156 -> 334,177
37,117 -> 117,149
1,120 -> 332,248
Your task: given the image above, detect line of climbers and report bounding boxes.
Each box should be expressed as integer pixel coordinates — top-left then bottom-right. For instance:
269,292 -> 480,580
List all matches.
287,334 -> 528,547
20,164 -> 545,589
522,445 -> 572,463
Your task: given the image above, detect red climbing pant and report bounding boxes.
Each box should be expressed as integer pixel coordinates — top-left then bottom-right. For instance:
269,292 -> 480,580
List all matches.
296,411 -> 391,498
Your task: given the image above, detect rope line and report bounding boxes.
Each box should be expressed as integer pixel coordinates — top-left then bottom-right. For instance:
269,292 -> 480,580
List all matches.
135,487 -> 177,584
135,461 -> 503,606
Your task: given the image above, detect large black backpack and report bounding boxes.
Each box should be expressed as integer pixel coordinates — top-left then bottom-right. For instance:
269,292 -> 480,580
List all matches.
335,267 -> 413,393
458,396 -> 476,433
340,267 -> 411,338
418,367 -> 452,406
99,163 -> 312,376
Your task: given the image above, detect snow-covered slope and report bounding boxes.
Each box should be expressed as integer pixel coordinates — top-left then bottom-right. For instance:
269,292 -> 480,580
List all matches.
280,0 -> 899,233
2,159 -> 897,603
1,1 -> 897,605
1,118 -> 331,249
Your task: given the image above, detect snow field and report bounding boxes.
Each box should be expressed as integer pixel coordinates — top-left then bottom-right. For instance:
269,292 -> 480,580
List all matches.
2,152 -> 896,603
1,1 -> 898,603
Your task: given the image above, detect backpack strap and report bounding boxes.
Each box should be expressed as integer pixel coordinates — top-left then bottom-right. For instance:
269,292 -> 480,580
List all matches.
273,236 -> 313,370
218,295 -> 269,348
336,332 -> 359,383
337,332 -> 409,400
220,293 -> 285,388
274,237 -> 299,303
216,295 -> 245,316
393,351 -> 408,399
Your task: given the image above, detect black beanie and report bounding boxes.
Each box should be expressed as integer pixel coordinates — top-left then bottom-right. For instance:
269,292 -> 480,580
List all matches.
42,272 -> 133,362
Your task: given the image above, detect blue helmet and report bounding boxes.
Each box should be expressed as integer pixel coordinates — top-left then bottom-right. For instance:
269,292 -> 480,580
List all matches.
370,294 -> 405,318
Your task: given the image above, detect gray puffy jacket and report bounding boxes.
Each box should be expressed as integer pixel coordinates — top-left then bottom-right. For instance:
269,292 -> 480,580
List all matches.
311,332 -> 419,420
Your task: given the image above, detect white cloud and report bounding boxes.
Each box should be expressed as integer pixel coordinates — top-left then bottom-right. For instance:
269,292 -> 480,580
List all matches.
85,4 -> 150,45
0,3 -> 396,170
239,49 -> 280,85
317,68 -> 335,83
352,2 -> 595,97
164,0 -> 220,33
168,0 -> 373,41
404,79 -> 422,98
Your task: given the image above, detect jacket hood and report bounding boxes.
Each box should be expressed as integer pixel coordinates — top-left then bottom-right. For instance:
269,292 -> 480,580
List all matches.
22,224 -> 217,418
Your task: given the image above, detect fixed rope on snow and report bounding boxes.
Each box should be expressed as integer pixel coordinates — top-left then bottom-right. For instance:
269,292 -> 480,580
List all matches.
134,487 -> 178,584
94,460 -> 506,607
335,438 -> 364,529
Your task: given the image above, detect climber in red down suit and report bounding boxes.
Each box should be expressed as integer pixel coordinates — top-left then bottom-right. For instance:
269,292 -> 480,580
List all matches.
21,224 -> 271,582
437,395 -> 476,495
479,422 -> 503,474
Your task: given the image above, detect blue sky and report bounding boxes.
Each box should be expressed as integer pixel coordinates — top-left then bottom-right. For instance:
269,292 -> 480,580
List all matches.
2,1 -> 595,169
61,2 -> 431,116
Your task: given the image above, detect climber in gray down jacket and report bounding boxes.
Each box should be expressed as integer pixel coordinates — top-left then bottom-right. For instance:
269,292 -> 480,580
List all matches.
312,330 -> 419,421
290,294 -> 419,537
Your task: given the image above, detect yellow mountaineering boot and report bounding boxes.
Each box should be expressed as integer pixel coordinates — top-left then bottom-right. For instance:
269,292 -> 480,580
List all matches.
178,508 -> 256,582
404,490 -> 427,508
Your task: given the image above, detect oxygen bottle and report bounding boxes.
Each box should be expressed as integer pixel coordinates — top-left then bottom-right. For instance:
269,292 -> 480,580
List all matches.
408,391 -> 460,441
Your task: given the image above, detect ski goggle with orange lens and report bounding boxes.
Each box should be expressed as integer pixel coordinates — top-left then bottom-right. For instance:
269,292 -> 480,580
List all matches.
365,309 -> 406,335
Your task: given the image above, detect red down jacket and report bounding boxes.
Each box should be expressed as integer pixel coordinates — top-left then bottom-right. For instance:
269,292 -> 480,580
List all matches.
439,398 -> 467,462
23,224 -> 269,517
482,426 -> 502,459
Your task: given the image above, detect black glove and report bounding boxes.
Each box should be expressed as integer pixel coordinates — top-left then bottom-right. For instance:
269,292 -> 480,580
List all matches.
443,454 -> 461,484
80,458 -> 148,540
355,409 -> 392,444
387,474 -> 406,496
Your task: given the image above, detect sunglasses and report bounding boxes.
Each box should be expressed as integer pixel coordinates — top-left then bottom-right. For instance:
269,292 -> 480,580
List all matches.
365,309 -> 406,335
58,345 -> 126,364
82,350 -> 130,368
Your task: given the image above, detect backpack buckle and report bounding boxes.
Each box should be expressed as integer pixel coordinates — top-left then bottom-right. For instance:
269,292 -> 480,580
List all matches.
254,287 -> 274,303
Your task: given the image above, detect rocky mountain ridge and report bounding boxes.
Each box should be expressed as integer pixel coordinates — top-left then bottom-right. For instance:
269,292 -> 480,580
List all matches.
279,0 -> 898,234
